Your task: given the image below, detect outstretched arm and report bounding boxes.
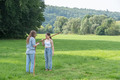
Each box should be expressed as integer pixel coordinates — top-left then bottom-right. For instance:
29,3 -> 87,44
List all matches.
33,43 -> 39,47
42,39 -> 45,46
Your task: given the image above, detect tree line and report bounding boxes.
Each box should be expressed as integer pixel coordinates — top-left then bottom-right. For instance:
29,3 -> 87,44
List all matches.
39,15 -> 120,35
43,5 -> 120,27
1,2 -> 120,39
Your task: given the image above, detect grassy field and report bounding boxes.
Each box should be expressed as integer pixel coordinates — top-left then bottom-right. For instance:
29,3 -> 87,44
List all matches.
116,21 -> 120,25
0,34 -> 120,80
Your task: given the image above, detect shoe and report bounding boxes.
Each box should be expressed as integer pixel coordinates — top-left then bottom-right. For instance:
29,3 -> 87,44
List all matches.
45,69 -> 48,71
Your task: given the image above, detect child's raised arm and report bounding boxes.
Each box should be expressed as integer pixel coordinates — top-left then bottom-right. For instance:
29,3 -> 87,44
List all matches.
42,39 -> 45,46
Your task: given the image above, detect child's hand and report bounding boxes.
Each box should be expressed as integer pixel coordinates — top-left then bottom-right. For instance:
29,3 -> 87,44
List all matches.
36,42 -> 39,45
52,52 -> 54,56
42,39 -> 44,42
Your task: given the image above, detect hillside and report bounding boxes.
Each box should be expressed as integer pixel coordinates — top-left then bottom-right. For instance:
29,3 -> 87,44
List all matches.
43,5 -> 120,26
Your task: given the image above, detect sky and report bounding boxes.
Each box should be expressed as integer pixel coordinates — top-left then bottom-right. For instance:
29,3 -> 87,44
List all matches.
45,0 -> 120,12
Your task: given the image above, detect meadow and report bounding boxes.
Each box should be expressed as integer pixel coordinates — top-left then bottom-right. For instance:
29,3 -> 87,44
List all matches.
116,21 -> 120,26
0,34 -> 120,80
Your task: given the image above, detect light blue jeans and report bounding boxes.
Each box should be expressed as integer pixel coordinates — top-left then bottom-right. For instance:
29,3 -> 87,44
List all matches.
26,54 -> 35,73
44,48 -> 52,70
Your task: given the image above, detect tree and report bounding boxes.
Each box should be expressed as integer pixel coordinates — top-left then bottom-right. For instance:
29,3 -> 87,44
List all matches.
89,15 -> 107,25
45,24 -> 53,33
54,16 -> 68,33
89,15 -> 107,34
43,5 -> 120,26
38,25 -> 45,33
90,24 -> 99,34
95,26 -> 106,35
95,18 -> 116,35
62,25 -> 71,34
105,25 -> 120,35
62,18 -> 72,34
71,18 -> 81,34
62,18 -> 81,34
0,0 -> 45,38
80,16 -> 91,34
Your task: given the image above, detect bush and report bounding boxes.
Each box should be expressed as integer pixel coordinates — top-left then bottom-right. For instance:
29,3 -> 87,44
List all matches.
105,25 -> 120,35
95,26 -> 106,35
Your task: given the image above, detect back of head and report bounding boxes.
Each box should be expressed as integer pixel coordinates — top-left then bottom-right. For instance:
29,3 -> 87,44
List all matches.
46,33 -> 52,39
26,30 -> 36,44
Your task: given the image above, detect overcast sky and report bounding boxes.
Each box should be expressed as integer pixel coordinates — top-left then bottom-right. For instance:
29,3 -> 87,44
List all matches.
45,0 -> 120,12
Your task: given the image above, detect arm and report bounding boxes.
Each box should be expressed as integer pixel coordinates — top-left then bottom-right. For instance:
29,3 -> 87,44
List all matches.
50,40 -> 54,56
31,37 -> 39,47
33,43 -> 39,47
42,39 -> 45,46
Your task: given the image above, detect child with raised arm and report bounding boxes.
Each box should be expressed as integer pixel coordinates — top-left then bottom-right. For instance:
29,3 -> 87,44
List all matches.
42,33 -> 54,71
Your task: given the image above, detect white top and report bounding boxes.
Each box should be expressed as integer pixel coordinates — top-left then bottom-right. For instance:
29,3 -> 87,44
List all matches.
44,39 -> 51,48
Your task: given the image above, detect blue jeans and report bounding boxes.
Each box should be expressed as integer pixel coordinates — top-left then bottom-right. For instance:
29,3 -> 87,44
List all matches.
44,48 -> 52,70
26,54 -> 35,73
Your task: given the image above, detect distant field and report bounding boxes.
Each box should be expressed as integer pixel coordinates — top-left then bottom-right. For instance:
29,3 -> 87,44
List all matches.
116,21 -> 120,25
0,34 -> 120,80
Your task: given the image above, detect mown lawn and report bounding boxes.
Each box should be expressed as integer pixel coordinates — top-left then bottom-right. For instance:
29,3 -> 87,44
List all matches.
0,34 -> 120,80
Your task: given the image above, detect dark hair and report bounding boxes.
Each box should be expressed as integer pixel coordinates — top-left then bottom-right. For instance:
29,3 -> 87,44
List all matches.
46,33 -> 52,39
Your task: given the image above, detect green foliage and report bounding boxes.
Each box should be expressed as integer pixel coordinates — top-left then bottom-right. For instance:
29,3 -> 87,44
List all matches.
38,26 -> 45,33
95,26 -> 106,35
38,24 -> 53,33
71,18 -> 81,34
42,5 -> 120,35
90,24 -> 99,34
53,14 -> 120,35
89,15 -> 107,34
54,16 -> 68,33
95,18 -> 120,35
62,18 -> 81,34
89,15 -> 107,25
80,16 -> 91,34
105,25 -> 120,35
62,25 -> 71,34
43,5 -> 120,26
45,24 -> 53,33
0,0 -> 45,39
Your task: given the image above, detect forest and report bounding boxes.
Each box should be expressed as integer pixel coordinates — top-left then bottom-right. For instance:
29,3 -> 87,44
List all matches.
39,6 -> 120,35
42,5 -> 120,26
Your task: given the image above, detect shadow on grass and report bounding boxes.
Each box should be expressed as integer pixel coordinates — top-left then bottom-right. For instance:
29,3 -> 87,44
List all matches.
0,39 -> 120,54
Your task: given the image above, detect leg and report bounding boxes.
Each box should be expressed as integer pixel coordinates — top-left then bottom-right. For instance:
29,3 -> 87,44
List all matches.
26,54 -> 30,72
30,54 -> 35,73
44,48 -> 48,70
48,48 -> 52,70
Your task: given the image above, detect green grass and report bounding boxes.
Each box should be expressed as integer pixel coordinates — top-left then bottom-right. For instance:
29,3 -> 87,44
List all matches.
0,34 -> 120,80
116,21 -> 120,26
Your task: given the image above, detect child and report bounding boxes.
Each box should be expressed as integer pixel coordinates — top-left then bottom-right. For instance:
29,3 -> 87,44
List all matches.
42,33 -> 54,71
26,30 -> 39,73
